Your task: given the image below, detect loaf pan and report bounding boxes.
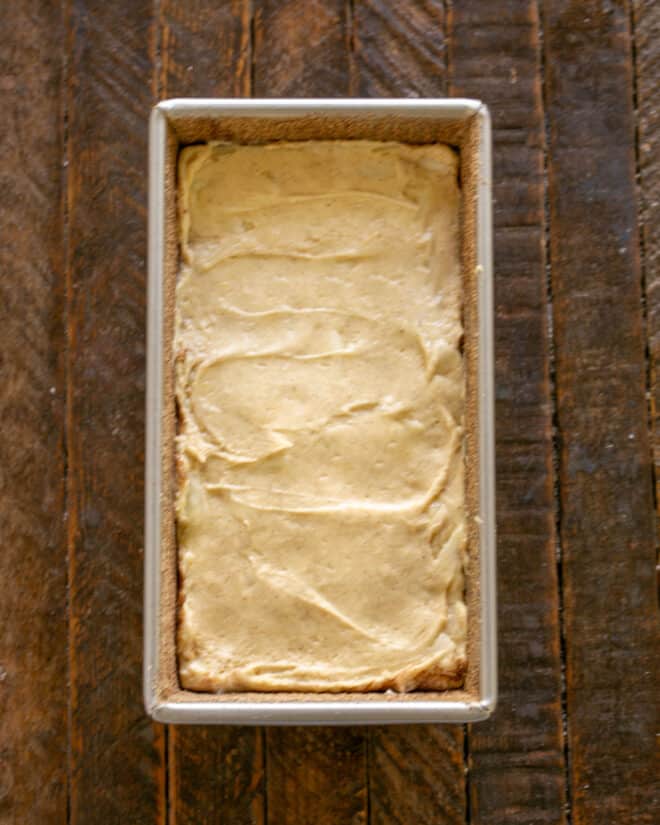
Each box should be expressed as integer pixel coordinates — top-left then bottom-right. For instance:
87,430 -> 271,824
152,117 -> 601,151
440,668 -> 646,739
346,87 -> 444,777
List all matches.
144,98 -> 496,724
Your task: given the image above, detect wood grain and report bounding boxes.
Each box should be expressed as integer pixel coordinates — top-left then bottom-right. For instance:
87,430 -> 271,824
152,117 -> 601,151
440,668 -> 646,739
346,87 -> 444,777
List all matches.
633,0 -> 660,553
67,2 -> 164,822
160,0 -> 250,98
169,727 -> 265,825
543,2 -> 659,822
369,726 -> 465,825
266,728 -> 367,825
253,0 -> 350,97
448,2 -> 568,822
250,7 -> 370,825
352,0 -> 446,97
0,2 -> 67,823
158,3 -> 266,823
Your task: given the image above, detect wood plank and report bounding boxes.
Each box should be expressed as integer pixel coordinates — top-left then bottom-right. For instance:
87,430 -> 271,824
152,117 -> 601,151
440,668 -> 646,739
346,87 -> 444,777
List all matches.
633,0 -> 660,547
158,3 -> 265,824
448,2 -> 568,823
159,0 -> 250,98
169,727 -> 265,825
253,0 -> 350,97
251,6 -> 369,824
67,2 -> 164,822
266,728 -> 367,825
351,5 -> 466,824
369,727 -> 465,825
352,0 -> 446,97
542,2 -> 659,823
0,2 -> 67,823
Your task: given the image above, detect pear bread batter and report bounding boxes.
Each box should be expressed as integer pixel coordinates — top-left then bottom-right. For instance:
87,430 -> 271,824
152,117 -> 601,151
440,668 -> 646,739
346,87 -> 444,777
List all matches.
176,140 -> 466,692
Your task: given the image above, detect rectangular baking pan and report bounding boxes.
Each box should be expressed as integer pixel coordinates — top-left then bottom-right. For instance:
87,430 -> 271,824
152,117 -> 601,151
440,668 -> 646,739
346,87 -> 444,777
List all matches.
145,98 -> 495,724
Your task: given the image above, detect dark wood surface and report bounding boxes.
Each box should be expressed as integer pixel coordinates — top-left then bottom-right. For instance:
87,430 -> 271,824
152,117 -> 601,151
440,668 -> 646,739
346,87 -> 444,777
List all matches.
543,2 -> 658,822
0,2 -> 68,823
1,1 -> 657,823
449,3 -> 567,823
634,0 -> 660,555
66,3 -> 164,823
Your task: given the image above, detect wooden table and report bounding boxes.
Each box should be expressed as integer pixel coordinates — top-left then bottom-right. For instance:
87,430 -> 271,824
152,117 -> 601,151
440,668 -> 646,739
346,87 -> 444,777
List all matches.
2,2 -> 658,823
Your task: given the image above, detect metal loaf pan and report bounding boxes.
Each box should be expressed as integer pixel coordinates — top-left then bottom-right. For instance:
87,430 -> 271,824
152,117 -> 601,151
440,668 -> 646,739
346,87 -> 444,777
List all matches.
145,99 -> 495,724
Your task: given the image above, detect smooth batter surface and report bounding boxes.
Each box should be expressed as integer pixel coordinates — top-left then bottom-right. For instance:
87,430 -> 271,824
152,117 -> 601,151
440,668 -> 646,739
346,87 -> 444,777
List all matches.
176,141 -> 466,692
